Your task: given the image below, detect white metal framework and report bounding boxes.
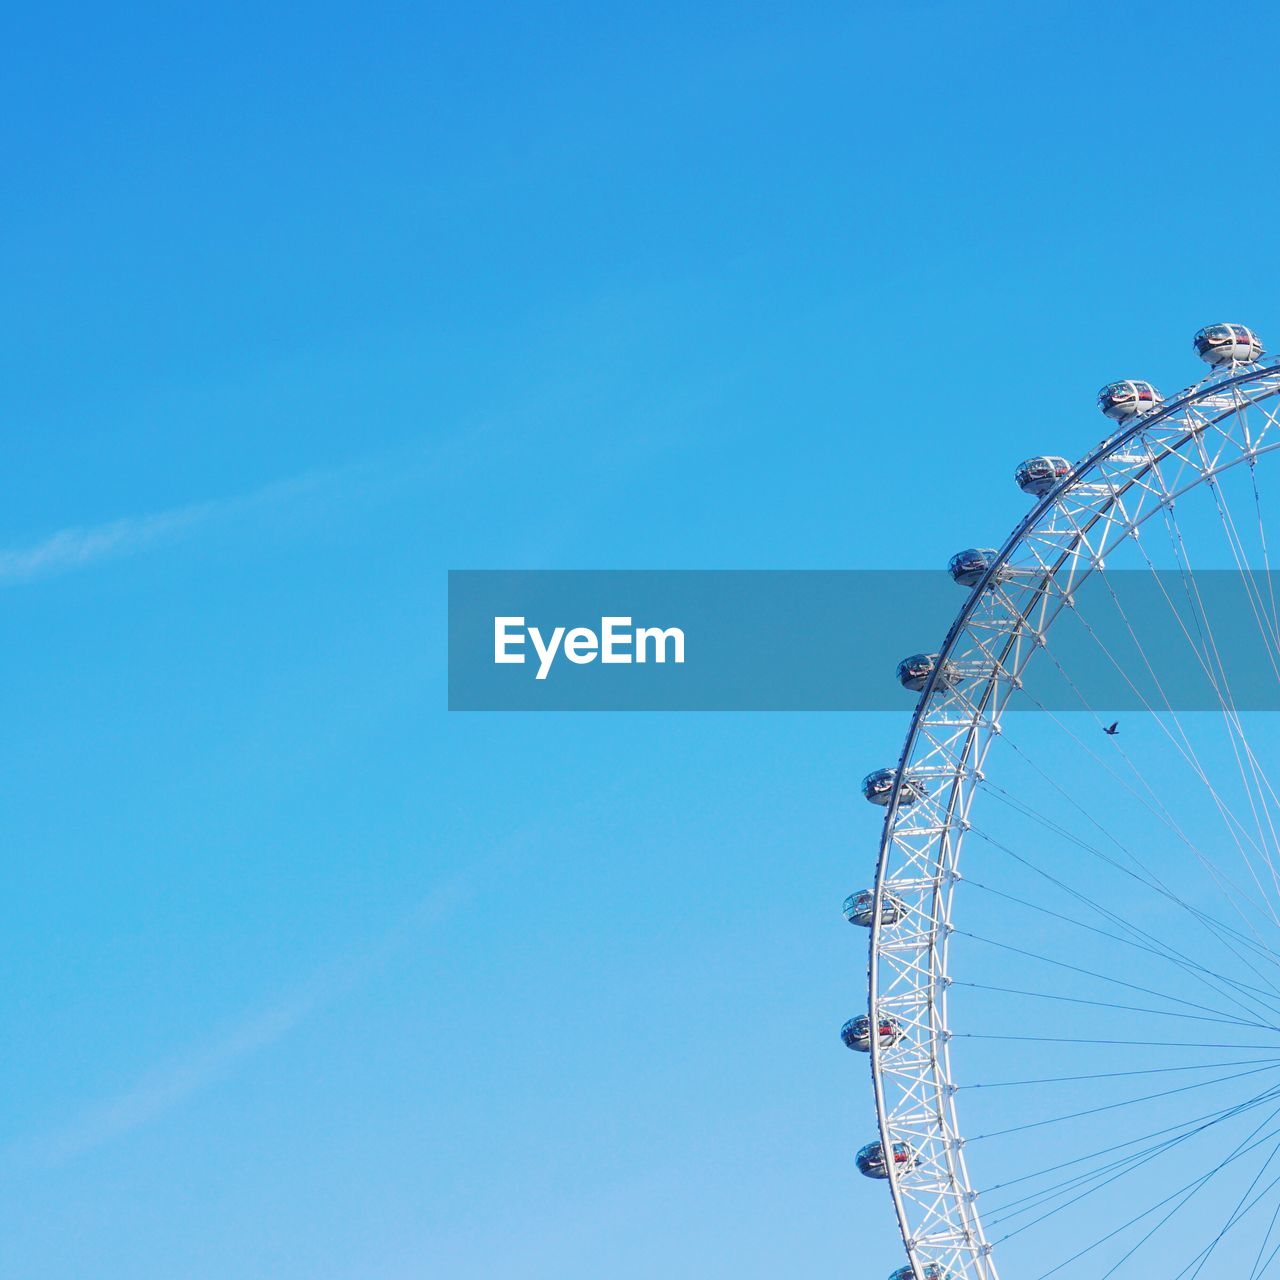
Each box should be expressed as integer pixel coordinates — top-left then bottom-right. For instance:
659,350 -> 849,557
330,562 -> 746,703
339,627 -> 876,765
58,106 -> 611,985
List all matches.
864,351 -> 1280,1280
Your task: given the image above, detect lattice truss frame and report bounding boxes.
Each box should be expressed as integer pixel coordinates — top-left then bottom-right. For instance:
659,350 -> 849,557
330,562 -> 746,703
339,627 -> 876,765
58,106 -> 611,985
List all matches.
865,359 -> 1280,1280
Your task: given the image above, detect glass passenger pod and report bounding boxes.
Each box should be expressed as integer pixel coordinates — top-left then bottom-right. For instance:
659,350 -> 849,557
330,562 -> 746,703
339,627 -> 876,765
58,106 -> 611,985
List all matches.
1097,380 -> 1162,421
842,1013 -> 903,1052
1194,322 -> 1263,366
856,1140 -> 916,1179
862,768 -> 925,806
843,889 -> 907,927
896,652 -> 956,692
948,547 -> 1000,588
1014,455 -> 1071,497
889,1267 -> 954,1280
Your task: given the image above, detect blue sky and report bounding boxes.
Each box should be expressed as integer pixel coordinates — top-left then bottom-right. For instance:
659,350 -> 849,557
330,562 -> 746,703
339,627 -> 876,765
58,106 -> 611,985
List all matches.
7,2 -> 1280,1276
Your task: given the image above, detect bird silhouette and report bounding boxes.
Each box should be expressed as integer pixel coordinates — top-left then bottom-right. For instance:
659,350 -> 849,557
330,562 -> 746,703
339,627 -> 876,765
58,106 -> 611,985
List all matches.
1104,721 -> 1119,736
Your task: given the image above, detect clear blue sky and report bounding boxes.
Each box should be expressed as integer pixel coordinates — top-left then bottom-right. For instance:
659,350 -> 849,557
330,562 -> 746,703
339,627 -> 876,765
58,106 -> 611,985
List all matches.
5,3 -> 1280,1276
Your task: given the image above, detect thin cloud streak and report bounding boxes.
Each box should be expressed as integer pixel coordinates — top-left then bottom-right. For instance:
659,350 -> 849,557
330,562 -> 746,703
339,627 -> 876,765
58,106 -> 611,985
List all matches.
0,467 -> 340,586
0,414 -> 542,586
4,876 -> 472,1170
0,505 -> 214,583
0,421 -> 498,587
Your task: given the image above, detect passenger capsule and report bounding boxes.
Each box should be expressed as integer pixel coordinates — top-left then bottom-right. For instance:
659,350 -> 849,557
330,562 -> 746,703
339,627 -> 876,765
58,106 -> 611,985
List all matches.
896,652 -> 955,693
842,1013 -> 903,1052
1097,380 -> 1162,421
856,1140 -> 916,1179
948,548 -> 999,588
1015,455 -> 1071,497
1194,323 -> 1263,366
862,768 -> 925,806
889,1266 -> 953,1280
843,889 -> 907,928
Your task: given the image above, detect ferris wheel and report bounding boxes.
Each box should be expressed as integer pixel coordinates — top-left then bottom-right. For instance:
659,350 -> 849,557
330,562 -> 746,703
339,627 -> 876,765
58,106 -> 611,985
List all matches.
847,324 -> 1280,1280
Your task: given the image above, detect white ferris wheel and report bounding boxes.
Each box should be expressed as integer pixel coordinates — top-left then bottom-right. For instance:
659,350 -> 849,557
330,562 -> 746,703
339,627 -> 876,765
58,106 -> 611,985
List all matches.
847,324 -> 1280,1280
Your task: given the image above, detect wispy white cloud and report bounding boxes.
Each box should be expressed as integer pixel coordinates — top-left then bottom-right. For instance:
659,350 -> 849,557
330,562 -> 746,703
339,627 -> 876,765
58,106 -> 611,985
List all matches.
4,876 -> 472,1169
0,464 -> 348,586
0,505 -> 213,583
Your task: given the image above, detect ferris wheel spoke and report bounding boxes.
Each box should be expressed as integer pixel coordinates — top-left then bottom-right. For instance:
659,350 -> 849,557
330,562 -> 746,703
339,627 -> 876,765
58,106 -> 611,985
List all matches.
977,781 -> 1280,991
955,929 -> 1278,1027
1247,1187 -> 1280,1280
956,1033 -> 1280,1050
1247,459 -> 1280,651
1012,1100 -> 1280,1276
962,875 -> 1280,1026
1012,669 -> 1212,857
996,705 -> 1280,963
1148,487 -> 1280,911
966,1061 -> 1280,1144
983,1116 -> 1263,1240
978,1079 -> 1280,1212
976,786 -> 1280,995
1190,411 -> 1280,668
963,1058 -> 1280,1092
1061,530 -> 1280,861
1076,557 -> 1280,933
1170,1141 -> 1280,1280
1084,1143 -> 1280,1280
954,981 -> 1273,1032
1159,508 -> 1280,786
977,1078 -> 1280,1263
965,843 -> 1280,1023
995,1113 -> 1280,1269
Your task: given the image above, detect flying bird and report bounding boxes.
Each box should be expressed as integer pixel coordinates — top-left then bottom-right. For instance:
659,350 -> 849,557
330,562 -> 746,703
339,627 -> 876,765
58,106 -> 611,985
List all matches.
1104,721 -> 1119,736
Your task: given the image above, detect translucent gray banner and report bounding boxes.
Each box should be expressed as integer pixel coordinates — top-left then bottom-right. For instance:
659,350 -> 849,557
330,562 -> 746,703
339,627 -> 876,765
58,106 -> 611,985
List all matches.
447,570 -> 1280,711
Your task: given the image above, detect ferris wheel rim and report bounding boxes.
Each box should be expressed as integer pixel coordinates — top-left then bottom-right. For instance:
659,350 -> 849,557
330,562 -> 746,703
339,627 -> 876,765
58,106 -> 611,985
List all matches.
863,354 -> 1280,1280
